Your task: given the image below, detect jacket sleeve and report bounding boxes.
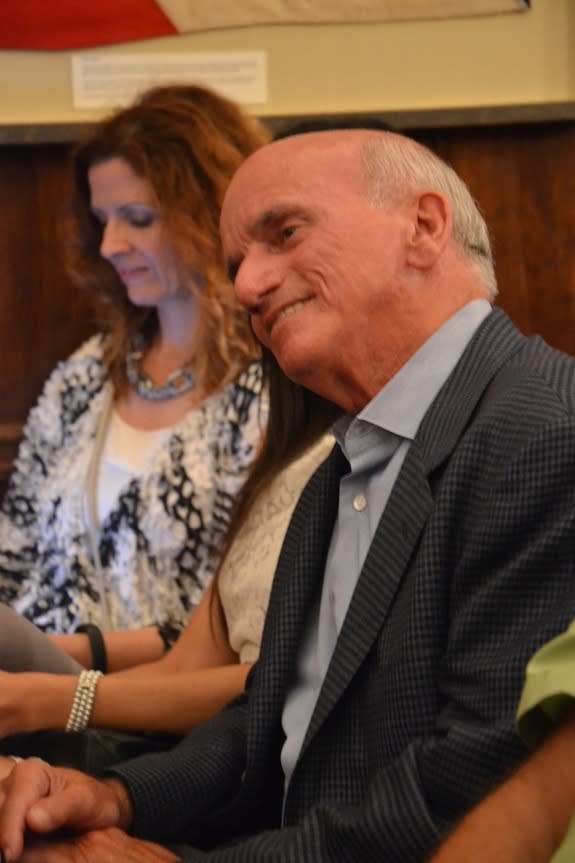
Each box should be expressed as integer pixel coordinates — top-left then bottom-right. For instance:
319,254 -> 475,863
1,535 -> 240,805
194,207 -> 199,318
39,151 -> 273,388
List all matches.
110,693 -> 250,852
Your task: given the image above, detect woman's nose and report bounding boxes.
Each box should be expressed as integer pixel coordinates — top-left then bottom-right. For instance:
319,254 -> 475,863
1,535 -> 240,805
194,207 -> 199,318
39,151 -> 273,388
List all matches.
99,220 -> 131,259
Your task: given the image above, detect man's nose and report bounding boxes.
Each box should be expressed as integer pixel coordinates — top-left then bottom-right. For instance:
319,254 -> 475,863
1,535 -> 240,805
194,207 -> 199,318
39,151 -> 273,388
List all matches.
233,249 -> 283,311
99,220 -> 131,259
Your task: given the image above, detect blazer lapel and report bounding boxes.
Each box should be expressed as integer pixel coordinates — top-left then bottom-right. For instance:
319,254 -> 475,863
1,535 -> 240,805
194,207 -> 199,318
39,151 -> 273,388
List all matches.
301,442 -> 432,750
301,308 -> 527,750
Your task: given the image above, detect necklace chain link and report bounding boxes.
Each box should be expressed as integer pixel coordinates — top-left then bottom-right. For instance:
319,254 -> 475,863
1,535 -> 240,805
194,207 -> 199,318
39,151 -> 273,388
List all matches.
125,343 -> 196,402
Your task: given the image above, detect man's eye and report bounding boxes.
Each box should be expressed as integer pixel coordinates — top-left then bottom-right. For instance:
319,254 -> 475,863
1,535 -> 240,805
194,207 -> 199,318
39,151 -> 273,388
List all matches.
281,225 -> 297,240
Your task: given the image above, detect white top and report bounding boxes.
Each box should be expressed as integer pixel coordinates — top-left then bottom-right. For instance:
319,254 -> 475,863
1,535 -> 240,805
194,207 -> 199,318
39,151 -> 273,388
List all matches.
97,411 -> 172,524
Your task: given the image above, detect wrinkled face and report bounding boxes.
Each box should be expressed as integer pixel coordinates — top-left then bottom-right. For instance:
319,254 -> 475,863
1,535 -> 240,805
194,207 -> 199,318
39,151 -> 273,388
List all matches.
88,157 -> 184,309
220,135 -> 413,410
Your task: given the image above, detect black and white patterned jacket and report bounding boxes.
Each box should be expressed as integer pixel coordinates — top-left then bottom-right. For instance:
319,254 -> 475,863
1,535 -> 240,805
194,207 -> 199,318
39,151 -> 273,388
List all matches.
0,335 -> 265,635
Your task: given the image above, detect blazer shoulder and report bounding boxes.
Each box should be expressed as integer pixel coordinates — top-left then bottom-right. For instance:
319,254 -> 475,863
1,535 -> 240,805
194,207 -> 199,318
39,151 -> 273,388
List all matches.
505,333 -> 575,416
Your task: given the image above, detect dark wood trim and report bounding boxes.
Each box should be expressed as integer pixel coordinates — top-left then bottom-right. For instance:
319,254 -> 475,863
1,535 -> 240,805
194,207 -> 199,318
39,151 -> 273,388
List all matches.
0,423 -> 23,443
0,422 -> 22,480
266,101 -> 575,135
1,100 -> 574,145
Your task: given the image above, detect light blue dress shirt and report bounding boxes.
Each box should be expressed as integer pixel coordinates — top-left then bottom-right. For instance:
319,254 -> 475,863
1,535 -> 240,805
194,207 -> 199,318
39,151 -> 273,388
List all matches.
280,299 -> 492,803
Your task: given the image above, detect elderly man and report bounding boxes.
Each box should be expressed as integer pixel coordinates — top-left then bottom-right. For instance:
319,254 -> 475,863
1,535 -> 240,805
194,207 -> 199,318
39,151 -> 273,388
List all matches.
1,130 -> 574,863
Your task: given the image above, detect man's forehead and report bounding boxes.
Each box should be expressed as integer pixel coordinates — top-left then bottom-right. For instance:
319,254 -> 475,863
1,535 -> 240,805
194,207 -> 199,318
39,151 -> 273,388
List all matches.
223,131 -> 368,222
240,129 -> 368,177
269,127 -> 375,154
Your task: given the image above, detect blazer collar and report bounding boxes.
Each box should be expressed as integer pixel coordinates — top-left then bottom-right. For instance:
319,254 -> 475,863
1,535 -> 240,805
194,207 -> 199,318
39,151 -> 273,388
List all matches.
416,307 -> 525,472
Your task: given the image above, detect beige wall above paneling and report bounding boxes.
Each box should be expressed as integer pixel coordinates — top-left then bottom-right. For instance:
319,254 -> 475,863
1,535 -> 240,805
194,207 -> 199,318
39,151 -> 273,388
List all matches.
0,0 -> 572,127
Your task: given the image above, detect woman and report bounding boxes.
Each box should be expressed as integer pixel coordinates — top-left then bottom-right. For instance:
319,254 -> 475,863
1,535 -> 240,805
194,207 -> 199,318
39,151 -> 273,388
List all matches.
0,84 -> 269,671
0,349 -> 338,769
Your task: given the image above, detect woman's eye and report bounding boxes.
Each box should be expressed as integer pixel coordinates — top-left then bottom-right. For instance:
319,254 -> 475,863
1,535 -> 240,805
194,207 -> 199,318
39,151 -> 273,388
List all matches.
130,212 -> 155,228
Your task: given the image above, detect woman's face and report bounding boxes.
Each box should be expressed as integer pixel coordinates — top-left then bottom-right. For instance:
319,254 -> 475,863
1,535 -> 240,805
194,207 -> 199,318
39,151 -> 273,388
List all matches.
88,157 -> 187,309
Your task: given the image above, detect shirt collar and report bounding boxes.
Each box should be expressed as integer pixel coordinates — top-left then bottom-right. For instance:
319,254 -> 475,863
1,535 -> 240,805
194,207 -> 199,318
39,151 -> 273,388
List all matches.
334,299 -> 492,447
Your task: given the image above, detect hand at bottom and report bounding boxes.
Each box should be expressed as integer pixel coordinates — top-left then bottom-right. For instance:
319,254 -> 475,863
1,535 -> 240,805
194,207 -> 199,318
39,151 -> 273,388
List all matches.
14,827 -> 181,863
0,759 -> 14,783
0,759 -> 130,862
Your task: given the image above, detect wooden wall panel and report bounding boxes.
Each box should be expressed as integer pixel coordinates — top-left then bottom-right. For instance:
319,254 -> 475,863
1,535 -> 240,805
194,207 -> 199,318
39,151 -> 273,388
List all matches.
0,144 -> 96,494
0,120 -> 573,498
416,123 -> 575,355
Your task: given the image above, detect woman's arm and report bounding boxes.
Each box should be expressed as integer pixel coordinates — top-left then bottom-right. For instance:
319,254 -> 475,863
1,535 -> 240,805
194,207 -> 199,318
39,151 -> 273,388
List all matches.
48,580 -> 237,674
1,585 -> 249,737
0,664 -> 251,738
47,627 -> 166,672
92,663 -> 251,734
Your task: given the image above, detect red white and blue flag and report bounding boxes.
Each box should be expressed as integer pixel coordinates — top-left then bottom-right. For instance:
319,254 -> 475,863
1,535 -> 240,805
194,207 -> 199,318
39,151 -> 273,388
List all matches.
2,0 -> 178,50
1,1 -> 530,51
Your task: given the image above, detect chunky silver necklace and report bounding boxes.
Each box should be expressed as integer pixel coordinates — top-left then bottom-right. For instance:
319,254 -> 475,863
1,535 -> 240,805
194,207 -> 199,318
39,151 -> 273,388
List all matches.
126,341 -> 195,402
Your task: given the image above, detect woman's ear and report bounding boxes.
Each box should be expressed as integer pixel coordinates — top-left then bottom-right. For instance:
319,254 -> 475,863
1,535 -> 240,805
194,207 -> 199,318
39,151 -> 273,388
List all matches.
405,191 -> 452,270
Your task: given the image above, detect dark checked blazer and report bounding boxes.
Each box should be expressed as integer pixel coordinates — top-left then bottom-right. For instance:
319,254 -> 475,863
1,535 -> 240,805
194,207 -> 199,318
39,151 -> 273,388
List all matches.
115,309 -> 575,862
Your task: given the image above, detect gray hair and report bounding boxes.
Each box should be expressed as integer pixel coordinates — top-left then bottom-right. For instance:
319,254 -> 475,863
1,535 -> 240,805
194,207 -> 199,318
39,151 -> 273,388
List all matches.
360,134 -> 497,299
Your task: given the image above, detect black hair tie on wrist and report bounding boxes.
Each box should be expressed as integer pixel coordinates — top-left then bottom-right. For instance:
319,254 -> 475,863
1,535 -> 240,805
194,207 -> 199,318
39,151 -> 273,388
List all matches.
156,621 -> 180,653
75,623 -> 108,673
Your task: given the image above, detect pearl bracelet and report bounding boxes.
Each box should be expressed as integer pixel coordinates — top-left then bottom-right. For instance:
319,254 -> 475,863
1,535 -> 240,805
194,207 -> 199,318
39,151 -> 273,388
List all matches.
65,669 -> 103,732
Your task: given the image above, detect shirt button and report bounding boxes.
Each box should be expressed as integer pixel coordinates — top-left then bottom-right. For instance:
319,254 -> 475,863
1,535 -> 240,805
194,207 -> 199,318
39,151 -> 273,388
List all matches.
353,494 -> 367,512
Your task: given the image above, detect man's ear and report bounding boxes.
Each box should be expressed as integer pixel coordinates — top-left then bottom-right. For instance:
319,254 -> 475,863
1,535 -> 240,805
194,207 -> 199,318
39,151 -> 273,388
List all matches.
405,191 -> 451,270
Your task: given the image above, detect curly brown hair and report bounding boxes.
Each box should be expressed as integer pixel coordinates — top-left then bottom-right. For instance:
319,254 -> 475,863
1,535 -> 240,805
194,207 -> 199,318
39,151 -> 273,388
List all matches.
64,84 -> 270,392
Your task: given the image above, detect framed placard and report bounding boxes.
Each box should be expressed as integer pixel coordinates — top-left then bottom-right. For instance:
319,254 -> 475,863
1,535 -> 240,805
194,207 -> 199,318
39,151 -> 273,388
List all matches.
71,52 -> 268,110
